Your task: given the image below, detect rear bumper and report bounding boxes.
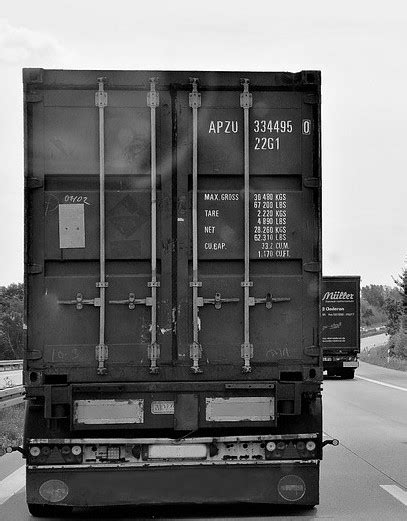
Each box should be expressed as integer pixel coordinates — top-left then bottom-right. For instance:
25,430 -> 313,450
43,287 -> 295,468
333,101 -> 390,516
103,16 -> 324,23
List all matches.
27,462 -> 319,507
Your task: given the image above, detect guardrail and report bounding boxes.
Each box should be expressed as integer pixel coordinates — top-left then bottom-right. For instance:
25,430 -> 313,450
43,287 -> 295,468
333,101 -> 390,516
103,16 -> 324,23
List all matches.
0,386 -> 25,410
0,360 -> 23,392
0,361 -> 25,409
0,359 -> 23,370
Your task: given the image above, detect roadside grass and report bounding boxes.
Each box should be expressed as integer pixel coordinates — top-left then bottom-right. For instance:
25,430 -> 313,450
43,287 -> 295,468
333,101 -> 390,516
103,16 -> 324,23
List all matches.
0,403 -> 25,455
360,344 -> 407,372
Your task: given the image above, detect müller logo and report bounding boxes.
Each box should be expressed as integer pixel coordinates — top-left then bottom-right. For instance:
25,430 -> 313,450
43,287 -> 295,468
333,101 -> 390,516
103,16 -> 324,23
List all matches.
322,291 -> 354,301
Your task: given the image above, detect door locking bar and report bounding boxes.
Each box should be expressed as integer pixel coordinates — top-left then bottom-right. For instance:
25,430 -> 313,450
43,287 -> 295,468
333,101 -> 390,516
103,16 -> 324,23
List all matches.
240,79 -> 253,373
109,293 -> 153,309
197,293 -> 240,310
249,293 -> 291,309
147,78 -> 161,374
58,293 -> 101,310
95,77 -> 108,376
189,78 -> 203,374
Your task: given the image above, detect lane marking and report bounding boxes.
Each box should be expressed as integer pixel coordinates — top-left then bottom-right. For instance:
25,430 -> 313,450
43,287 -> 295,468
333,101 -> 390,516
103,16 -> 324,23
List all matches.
356,375 -> 407,392
381,485 -> 407,506
0,465 -> 25,506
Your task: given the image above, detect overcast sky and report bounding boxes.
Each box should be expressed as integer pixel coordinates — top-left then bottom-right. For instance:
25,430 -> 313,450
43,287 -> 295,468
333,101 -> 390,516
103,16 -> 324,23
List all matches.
0,0 -> 406,287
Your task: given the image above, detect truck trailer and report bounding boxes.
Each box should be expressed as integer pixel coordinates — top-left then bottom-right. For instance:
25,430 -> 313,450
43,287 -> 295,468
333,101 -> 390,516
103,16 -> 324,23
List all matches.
321,276 -> 361,379
22,68 -> 327,516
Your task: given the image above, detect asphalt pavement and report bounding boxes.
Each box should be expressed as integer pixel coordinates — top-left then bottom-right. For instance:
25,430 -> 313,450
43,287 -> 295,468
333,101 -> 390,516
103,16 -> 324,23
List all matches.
0,361 -> 406,520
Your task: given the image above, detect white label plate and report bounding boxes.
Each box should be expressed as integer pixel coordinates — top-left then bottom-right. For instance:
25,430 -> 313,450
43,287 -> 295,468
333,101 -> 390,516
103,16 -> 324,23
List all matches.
59,204 -> 85,249
74,399 -> 144,424
206,396 -> 274,422
148,444 -> 207,460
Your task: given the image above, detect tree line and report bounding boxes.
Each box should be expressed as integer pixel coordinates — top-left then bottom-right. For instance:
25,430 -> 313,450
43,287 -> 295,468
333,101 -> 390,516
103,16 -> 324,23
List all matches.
0,283 -> 24,360
361,266 -> 407,359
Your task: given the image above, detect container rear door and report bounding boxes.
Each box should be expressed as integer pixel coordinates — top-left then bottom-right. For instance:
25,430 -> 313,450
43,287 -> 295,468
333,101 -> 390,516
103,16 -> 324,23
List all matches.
26,85 -> 174,380
175,82 -> 320,374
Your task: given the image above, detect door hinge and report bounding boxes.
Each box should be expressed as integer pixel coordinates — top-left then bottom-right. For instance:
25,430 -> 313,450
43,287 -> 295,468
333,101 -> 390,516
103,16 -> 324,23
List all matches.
304,262 -> 321,273
26,93 -> 43,103
26,350 -> 41,360
27,264 -> 42,274
26,177 -> 43,189
23,68 -> 44,84
304,345 -> 320,356
303,177 -> 320,189
303,93 -> 319,104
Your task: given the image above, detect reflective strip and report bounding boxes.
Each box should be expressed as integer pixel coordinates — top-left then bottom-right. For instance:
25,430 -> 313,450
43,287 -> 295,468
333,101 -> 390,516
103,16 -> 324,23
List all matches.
28,433 -> 318,444
28,460 -> 319,470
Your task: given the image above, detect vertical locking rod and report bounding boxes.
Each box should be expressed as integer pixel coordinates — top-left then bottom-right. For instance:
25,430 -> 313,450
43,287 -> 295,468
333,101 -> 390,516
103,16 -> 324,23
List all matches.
240,79 -> 253,373
147,78 -> 160,374
189,78 -> 203,373
95,77 -> 108,375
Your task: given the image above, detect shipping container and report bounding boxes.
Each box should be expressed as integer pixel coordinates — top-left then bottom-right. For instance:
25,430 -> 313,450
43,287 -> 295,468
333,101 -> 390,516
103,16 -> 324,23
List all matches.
22,69 -> 325,515
321,276 -> 360,378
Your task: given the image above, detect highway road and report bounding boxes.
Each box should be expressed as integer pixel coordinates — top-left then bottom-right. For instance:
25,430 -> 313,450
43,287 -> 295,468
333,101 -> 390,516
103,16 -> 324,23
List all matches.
0,361 -> 406,520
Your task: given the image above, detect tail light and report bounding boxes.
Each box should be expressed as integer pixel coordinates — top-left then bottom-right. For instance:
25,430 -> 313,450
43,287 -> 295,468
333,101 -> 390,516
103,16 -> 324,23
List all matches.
266,441 -> 276,452
306,441 -> 316,451
28,445 -> 83,465
29,446 -> 40,457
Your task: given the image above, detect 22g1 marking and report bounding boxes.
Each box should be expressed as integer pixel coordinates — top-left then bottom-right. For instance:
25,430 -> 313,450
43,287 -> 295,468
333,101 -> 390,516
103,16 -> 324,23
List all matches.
254,137 -> 280,150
